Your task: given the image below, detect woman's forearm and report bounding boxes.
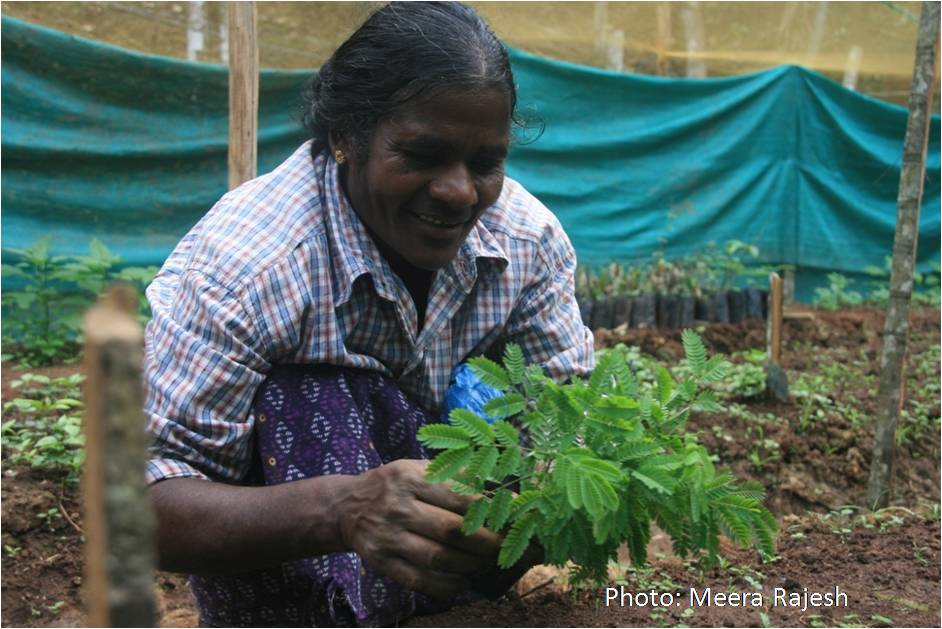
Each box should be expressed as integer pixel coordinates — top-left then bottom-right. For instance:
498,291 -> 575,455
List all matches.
150,475 -> 357,574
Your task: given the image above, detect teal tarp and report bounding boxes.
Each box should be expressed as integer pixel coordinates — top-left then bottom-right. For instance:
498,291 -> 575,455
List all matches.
3,16 -> 940,295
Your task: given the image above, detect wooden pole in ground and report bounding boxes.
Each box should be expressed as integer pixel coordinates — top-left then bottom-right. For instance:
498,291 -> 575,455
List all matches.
228,1 -> 258,190
83,284 -> 156,627
867,0 -> 940,510
765,272 -> 789,402
767,273 -> 783,364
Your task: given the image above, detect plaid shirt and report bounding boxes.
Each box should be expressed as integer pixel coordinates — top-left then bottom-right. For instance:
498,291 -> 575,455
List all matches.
144,143 -> 594,484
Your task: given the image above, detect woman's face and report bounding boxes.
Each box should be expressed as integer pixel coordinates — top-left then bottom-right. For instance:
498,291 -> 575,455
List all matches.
337,87 -> 511,271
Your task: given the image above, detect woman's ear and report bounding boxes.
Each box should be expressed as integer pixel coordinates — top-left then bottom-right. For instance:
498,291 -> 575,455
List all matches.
328,131 -> 347,158
328,132 -> 354,168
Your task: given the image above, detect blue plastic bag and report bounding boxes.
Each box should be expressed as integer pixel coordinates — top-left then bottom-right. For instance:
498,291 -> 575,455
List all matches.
441,362 -> 502,424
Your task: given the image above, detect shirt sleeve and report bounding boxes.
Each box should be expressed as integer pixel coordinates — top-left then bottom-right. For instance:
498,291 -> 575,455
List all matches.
144,268 -> 270,485
503,220 -> 595,381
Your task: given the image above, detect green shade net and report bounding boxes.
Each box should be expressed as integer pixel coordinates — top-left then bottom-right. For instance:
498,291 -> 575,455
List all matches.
3,16 -> 939,299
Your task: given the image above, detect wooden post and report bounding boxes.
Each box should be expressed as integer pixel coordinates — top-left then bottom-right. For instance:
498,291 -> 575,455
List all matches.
867,0 -> 940,510
680,0 -> 706,78
83,284 -> 156,627
228,1 -> 258,190
782,267 -> 795,307
655,2 -> 673,76
767,273 -> 783,365
765,272 -> 789,402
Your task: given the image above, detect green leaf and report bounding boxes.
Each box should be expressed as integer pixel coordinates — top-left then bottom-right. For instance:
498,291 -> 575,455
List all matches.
656,366 -> 673,404
692,390 -> 723,412
494,445 -> 521,479
470,446 -> 499,481
592,396 -> 639,419
580,475 -> 604,518
575,457 -> 625,483
498,511 -> 538,568
617,441 -> 663,461
426,448 -> 473,483
449,409 -> 496,445
462,498 -> 489,535
580,475 -> 618,519
493,421 -> 519,447
631,469 -> 672,495
562,460 -> 582,509
510,490 -> 541,516
487,488 -> 514,531
592,511 -> 614,544
468,356 -> 511,391
417,424 -> 472,450
700,356 -> 731,383
681,329 -> 707,373
503,344 -> 525,385
483,393 -> 526,419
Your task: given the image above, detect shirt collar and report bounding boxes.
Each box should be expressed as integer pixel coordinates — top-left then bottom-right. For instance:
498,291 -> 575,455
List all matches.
318,149 -> 510,304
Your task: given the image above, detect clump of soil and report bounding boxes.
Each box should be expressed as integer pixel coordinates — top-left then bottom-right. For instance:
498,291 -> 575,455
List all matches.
2,307 -> 939,627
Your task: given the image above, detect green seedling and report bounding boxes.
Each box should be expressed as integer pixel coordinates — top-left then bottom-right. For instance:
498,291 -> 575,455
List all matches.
419,331 -> 776,584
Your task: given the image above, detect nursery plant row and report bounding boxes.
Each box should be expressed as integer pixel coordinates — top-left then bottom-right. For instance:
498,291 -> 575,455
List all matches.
576,288 -> 768,330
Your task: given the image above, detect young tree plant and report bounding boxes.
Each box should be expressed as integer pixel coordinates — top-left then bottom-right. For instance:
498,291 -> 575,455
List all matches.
419,331 -> 776,584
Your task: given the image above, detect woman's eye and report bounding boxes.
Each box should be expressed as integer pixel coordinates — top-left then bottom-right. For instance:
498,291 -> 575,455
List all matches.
470,158 -> 503,175
403,152 -> 440,168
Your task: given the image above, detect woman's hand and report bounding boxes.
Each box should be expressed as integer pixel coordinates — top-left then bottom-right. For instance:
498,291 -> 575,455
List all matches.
338,459 -> 504,600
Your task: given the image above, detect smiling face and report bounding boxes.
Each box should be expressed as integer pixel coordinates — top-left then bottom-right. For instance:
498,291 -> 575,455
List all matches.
335,87 -> 511,271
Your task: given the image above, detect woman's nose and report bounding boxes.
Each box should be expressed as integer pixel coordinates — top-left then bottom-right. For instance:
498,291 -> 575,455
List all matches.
428,162 -> 478,208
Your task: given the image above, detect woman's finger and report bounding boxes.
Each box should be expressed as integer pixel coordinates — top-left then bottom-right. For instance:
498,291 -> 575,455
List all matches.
371,555 -> 471,600
405,500 -> 503,558
393,530 -> 488,575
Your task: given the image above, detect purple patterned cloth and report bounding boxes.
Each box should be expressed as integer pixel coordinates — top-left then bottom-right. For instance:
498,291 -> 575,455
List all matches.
189,364 -> 456,627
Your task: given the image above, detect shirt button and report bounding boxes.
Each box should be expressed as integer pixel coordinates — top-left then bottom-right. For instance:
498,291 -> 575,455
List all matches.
267,457 -> 277,467
258,414 -> 267,423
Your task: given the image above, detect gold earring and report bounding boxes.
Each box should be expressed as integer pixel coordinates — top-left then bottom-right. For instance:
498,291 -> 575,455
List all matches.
334,149 -> 346,165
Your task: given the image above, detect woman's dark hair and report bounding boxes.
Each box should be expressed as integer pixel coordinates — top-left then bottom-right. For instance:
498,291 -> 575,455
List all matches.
301,1 -> 519,160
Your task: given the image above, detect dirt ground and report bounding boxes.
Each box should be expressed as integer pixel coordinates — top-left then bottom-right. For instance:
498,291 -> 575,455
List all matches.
1,307 -> 939,627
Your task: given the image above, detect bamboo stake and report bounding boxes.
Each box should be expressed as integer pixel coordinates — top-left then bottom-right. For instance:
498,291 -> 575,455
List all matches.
228,1 -> 258,190
655,2 -> 672,76
867,1 -> 940,510
83,284 -> 156,627
767,273 -> 783,365
764,272 -> 789,402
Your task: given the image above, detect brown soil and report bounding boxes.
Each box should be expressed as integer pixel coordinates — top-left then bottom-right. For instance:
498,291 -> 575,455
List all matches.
2,307 -> 939,627
410,516 -> 941,628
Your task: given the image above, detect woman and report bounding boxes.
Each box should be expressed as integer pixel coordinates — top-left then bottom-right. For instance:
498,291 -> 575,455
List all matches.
145,2 -> 594,626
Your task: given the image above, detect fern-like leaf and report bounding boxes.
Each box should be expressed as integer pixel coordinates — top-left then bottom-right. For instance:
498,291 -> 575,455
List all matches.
503,344 -> 525,385
631,469 -> 672,495
449,409 -> 496,445
499,511 -> 539,568
468,356 -> 511,391
418,424 -> 472,450
426,448 -> 473,483
494,445 -> 521,479
493,421 -> 520,447
510,490 -> 541,516
470,445 -> 499,481
487,488 -> 514,531
681,329 -> 707,374
700,355 -> 731,383
483,393 -> 526,419
656,366 -> 673,404
462,498 -> 489,534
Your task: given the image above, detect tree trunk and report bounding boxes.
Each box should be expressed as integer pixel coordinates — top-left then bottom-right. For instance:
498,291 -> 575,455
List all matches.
866,0 -> 939,510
